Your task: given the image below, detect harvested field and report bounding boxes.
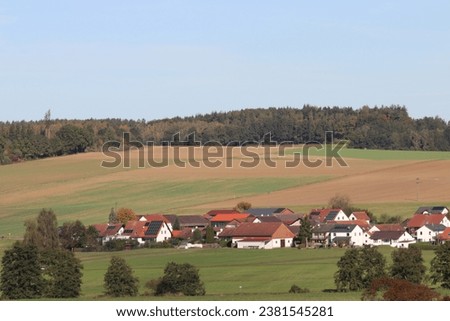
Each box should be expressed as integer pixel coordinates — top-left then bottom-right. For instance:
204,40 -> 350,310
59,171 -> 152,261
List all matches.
0,147 -> 449,236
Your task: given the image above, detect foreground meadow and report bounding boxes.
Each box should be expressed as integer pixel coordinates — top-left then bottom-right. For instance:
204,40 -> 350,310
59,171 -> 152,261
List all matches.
67,246 -> 450,301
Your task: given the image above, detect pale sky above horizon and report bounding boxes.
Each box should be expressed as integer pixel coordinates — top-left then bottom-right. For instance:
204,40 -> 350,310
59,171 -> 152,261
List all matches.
1,0 -> 449,122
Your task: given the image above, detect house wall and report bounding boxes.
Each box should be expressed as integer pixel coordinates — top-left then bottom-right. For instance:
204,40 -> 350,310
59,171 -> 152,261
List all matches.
156,223 -> 171,242
335,212 -> 349,221
393,232 -> 416,248
234,238 -> 293,249
416,226 -> 435,242
330,226 -> 365,246
235,240 -> 266,249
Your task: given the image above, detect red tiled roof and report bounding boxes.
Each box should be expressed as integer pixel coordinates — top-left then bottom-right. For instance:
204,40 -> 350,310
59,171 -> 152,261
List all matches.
93,223 -> 123,237
351,211 -> 370,221
138,214 -> 170,224
309,208 -> 342,223
171,228 -> 192,239
407,214 -> 446,228
375,224 -> 404,232
437,227 -> 450,241
122,221 -> 148,238
205,209 -> 241,217
237,237 -> 271,242
218,227 -> 236,238
231,222 -> 295,238
274,213 -> 305,225
210,213 -> 251,223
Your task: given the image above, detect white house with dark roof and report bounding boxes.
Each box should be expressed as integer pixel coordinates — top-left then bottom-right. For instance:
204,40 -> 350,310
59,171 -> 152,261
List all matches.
324,209 -> 348,223
370,230 -> 415,248
416,224 -> 446,243
329,224 -> 365,246
415,206 -> 449,215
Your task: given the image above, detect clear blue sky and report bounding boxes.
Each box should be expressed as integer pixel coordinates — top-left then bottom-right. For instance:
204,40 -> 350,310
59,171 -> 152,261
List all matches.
1,0 -> 449,121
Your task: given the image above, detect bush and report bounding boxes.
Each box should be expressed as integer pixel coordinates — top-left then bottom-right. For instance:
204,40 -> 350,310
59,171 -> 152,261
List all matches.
362,277 -> 440,301
103,239 -> 139,251
289,284 -> 310,294
156,262 -> 205,296
144,278 -> 162,295
410,243 -> 437,251
144,241 -> 174,249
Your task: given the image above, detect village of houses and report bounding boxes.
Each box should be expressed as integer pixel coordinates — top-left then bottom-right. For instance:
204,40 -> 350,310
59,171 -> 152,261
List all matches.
92,205 -> 450,250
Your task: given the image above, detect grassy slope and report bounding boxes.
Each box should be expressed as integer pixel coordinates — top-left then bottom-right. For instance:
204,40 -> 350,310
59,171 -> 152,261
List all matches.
53,246 -> 450,300
287,146 -> 450,160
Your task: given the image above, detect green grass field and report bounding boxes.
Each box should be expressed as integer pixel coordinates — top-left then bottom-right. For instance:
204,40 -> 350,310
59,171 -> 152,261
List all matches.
287,146 -> 450,160
1,242 -> 447,301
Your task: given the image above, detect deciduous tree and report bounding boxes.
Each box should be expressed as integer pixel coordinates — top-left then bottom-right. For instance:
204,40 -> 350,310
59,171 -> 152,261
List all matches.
23,209 -> 59,250
0,242 -> 44,299
328,194 -> 352,214
40,248 -> 83,298
59,220 -> 86,251
335,247 -> 386,291
430,242 -> 450,289
116,208 -> 136,225
297,217 -> 312,247
156,262 -> 205,296
235,201 -> 251,212
205,226 -> 215,243
104,256 -> 139,297
390,247 -> 426,284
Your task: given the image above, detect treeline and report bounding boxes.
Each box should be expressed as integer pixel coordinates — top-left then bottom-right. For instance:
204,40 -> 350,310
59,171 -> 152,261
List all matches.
1,105 -> 450,164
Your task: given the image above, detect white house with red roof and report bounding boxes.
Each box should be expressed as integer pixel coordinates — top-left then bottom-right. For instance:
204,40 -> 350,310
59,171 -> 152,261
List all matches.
310,208 -> 348,224
92,223 -> 124,245
228,222 -> 295,249
138,214 -> 173,231
210,213 -> 253,230
416,224 -> 447,243
348,211 -> 371,224
407,214 -> 450,236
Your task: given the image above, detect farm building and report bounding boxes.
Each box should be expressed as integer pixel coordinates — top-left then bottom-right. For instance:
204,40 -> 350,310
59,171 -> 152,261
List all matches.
370,230 -> 415,248
228,222 -> 295,249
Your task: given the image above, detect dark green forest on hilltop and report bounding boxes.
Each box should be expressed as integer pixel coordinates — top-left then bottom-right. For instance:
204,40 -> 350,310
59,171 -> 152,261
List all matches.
1,105 -> 450,164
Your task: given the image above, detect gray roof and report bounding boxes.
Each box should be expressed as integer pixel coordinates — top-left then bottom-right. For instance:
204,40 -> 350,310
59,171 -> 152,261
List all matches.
258,216 -> 282,223
325,210 -> 340,221
423,224 -> 446,232
370,230 -> 404,240
164,214 -> 209,227
329,224 -> 357,233
247,208 -> 288,216
312,224 -> 335,233
274,213 -> 304,224
332,236 -> 351,244
415,206 -> 448,214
